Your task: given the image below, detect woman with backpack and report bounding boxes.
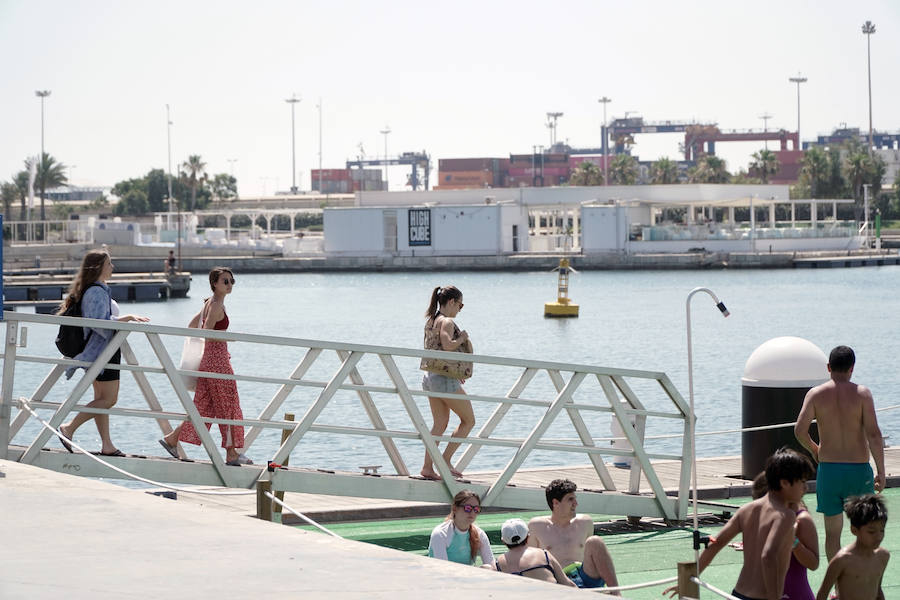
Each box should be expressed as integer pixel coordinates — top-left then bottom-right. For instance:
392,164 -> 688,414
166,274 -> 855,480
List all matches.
57,249 -> 148,457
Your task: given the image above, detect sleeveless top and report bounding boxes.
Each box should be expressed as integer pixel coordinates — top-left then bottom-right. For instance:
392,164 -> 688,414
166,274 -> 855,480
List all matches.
782,509 -> 814,600
495,551 -> 554,576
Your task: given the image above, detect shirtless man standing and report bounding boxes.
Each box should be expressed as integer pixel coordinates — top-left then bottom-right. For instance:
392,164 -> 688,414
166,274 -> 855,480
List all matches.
794,345 -> 885,561
527,479 -> 619,594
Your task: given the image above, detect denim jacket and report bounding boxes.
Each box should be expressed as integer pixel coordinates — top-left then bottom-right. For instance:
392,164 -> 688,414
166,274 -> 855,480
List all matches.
65,283 -> 116,379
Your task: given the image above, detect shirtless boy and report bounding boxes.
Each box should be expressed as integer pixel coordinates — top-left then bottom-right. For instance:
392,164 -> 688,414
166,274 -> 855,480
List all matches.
794,345 -> 885,560
526,479 -> 619,593
691,449 -> 814,600
816,494 -> 890,600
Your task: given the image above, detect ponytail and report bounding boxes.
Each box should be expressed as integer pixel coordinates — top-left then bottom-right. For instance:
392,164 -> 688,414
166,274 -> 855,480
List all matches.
425,286 -> 441,320
424,285 -> 463,321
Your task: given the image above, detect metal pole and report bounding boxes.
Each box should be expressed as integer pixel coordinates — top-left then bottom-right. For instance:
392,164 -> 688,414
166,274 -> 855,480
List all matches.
380,126 -> 391,191
166,104 -> 179,271
789,74 -> 807,146
864,184 -> 870,247
35,90 -> 50,221
318,98 -> 323,194
685,287 -> 730,565
598,97 -> 611,186
286,94 -> 301,193
862,21 -> 876,153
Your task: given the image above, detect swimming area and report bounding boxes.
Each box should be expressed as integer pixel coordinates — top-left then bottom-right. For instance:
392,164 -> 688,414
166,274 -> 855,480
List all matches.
6,266 -> 899,473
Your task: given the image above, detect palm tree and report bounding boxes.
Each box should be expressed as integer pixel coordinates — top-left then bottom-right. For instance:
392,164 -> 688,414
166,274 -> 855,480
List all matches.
799,147 -> 828,198
35,152 -> 67,220
609,154 -> 639,185
688,155 -> 730,183
843,151 -> 870,202
180,155 -> 207,211
650,157 -> 678,184
749,149 -> 779,184
2,181 -> 18,223
568,161 -> 604,186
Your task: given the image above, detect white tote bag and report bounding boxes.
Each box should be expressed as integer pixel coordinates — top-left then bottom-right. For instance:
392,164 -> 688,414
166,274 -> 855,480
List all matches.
179,336 -> 205,391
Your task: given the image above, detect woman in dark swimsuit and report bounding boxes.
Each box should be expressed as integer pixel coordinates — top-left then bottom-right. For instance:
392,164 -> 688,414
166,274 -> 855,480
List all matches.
160,267 -> 249,466
488,518 -> 574,586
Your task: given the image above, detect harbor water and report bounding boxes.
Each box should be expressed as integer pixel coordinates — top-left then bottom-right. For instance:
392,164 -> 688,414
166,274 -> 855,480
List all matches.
5,266 -> 899,476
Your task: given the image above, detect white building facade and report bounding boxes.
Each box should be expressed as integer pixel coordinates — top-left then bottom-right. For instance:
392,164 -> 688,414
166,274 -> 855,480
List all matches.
324,204 -> 529,257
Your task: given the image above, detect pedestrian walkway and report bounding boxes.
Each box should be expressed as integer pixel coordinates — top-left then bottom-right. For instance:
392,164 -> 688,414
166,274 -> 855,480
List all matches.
0,459 -> 599,599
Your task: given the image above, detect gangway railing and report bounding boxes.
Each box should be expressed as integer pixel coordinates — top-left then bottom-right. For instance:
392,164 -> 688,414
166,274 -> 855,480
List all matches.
1,311 -> 694,520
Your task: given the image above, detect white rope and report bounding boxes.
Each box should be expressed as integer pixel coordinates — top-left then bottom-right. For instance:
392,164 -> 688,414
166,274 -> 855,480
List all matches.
265,491 -> 342,538
18,398 -> 255,496
591,576 -> 677,593
692,576 -> 740,600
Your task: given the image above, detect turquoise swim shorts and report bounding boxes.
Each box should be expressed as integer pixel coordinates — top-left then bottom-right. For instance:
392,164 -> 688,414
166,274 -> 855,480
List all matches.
815,462 -> 874,517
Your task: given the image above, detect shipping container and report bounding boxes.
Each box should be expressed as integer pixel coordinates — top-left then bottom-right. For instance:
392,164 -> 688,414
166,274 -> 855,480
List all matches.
438,157 -> 499,171
311,168 -> 352,180
507,166 -> 571,177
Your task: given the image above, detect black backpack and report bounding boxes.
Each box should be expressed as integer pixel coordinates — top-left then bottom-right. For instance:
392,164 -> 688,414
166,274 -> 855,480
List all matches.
55,283 -> 103,357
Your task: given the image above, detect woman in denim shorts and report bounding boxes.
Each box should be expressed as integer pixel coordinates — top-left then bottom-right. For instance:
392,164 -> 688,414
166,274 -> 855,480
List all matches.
419,285 -> 474,480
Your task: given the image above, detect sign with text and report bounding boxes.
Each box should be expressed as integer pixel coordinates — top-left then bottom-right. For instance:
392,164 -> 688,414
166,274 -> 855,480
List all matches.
408,208 -> 432,246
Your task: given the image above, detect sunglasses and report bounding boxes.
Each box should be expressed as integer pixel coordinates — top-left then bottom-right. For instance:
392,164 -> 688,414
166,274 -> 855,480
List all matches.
457,301 -> 464,309
220,278 -> 235,285
460,504 -> 481,514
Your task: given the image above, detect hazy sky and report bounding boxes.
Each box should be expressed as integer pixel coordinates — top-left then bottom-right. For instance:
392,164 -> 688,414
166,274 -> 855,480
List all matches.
1,0 -> 898,198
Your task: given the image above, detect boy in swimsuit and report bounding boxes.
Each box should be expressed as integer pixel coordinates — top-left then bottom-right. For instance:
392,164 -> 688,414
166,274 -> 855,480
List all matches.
816,494 -> 889,600
688,449 -> 815,600
795,345 -> 885,561
486,518 -> 574,586
527,479 -> 619,593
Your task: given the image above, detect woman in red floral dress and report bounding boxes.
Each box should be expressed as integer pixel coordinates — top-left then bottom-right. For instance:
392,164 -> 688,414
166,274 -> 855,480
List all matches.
159,267 -> 249,466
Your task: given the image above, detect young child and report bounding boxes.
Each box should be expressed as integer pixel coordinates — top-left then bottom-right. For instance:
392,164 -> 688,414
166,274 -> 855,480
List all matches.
816,494 -> 890,600
674,448 -> 814,600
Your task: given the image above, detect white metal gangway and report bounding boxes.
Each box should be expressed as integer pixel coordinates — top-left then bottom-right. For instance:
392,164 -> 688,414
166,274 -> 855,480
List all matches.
1,311 -> 694,521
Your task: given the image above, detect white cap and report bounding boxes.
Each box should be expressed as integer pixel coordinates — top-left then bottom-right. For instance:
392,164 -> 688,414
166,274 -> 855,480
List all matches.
501,518 -> 529,545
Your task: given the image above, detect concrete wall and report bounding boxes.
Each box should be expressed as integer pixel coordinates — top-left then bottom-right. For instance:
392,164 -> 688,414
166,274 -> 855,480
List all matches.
582,205 -> 628,252
324,204 -> 529,256
629,236 -> 864,253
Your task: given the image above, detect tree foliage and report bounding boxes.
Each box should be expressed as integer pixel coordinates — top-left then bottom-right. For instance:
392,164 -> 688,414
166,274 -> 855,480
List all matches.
688,155 -> 730,183
650,157 -> 679,184
609,154 -> 639,185
749,149 -> 779,184
35,152 -> 67,220
114,188 -> 149,216
180,155 -> 208,211
210,173 -> 238,201
567,161 -> 604,186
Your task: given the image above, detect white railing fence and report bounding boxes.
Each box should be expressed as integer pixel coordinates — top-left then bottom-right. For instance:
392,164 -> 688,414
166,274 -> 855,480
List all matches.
1,310 -> 693,519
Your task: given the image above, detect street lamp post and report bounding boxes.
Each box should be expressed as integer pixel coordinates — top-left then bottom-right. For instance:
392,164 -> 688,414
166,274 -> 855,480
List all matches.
598,97 -> 611,186
380,126 -> 391,191
759,112 -> 773,150
788,73 -> 807,147
685,287 -> 730,563
35,90 -> 51,221
862,21 -> 876,153
286,94 -> 301,193
165,104 -> 180,271
227,158 -> 237,178
317,98 -> 323,194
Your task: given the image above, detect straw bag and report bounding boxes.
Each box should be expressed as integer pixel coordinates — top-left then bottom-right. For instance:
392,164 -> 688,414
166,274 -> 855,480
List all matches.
420,320 -> 474,381
179,336 -> 205,391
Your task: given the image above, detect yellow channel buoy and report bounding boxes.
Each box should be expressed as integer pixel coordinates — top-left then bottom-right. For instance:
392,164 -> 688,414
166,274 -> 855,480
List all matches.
544,257 -> 579,318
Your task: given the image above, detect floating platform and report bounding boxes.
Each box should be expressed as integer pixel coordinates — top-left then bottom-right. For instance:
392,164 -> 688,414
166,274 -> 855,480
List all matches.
1,272 -> 190,304
544,300 -> 579,317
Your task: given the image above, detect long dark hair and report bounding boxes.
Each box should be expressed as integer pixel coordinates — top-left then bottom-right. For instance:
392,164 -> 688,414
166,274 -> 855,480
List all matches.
208,266 -> 234,292
424,285 -> 462,321
57,249 -> 109,315
446,489 -> 482,562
